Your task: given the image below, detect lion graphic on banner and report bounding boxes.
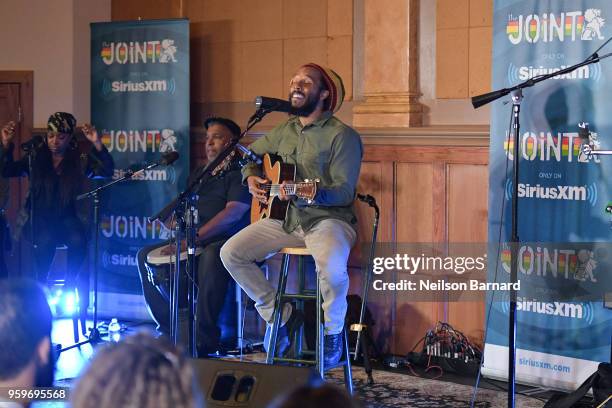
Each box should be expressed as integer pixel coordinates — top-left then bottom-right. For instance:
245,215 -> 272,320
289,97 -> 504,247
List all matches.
582,9 -> 605,40
159,129 -> 177,153
158,221 -> 172,240
159,39 -> 178,63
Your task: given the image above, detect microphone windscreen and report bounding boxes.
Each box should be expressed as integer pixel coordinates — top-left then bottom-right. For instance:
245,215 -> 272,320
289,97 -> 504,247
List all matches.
471,89 -> 510,109
254,96 -> 294,114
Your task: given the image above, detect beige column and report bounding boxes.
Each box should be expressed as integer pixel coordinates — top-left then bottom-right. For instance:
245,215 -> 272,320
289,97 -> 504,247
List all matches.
353,0 -> 423,127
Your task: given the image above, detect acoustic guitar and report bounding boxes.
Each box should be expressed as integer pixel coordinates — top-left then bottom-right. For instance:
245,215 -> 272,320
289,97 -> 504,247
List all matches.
250,153 -> 318,221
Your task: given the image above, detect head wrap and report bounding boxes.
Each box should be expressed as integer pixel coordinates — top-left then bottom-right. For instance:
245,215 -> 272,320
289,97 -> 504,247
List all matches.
301,63 -> 345,114
47,112 -> 76,134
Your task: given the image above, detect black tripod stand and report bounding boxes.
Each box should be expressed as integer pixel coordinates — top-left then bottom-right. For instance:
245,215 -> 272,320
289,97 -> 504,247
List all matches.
22,141 -> 39,278
59,153 -> 178,352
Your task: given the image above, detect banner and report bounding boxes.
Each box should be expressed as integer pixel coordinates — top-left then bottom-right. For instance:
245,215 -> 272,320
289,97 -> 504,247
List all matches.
91,19 -> 189,318
485,1 -> 612,391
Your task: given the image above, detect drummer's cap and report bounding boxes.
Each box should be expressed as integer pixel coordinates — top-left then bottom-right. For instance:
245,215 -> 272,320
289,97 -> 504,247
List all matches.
203,117 -> 241,140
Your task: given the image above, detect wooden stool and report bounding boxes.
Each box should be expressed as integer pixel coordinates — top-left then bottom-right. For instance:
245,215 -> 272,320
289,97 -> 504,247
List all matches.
265,247 -> 353,394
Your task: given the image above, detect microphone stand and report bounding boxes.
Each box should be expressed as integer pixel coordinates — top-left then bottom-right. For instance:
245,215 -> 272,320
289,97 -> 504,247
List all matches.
59,158 -> 173,352
582,148 -> 612,156
22,146 -> 37,279
472,48 -> 612,408
352,194 -> 379,385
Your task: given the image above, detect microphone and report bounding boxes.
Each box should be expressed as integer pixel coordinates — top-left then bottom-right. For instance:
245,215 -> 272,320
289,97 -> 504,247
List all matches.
20,135 -> 44,152
471,88 -> 511,109
160,151 -> 179,165
254,96 -> 296,114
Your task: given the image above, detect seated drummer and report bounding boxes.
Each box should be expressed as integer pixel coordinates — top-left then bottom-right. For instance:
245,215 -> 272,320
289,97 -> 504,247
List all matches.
137,117 -> 250,356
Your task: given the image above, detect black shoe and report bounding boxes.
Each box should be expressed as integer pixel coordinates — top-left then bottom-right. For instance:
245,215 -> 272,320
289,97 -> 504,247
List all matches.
324,332 -> 343,369
197,343 -> 226,358
264,305 -> 304,357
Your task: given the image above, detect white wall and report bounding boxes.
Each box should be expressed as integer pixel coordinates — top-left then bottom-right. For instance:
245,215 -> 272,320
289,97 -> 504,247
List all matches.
73,0 -> 111,124
0,0 -> 111,127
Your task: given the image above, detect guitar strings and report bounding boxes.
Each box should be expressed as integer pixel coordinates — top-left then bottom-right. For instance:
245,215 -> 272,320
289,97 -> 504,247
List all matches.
258,183 -> 310,191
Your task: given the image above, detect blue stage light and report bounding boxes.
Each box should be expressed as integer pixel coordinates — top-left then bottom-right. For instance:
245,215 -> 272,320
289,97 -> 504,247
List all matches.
63,291 -> 76,315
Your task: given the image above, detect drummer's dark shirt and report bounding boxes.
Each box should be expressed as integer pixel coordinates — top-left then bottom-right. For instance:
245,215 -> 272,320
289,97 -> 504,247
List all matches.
188,163 -> 251,243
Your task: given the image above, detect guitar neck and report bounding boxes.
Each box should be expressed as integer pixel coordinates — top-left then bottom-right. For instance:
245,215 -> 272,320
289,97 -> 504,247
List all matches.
268,182 -> 307,196
269,180 -> 318,201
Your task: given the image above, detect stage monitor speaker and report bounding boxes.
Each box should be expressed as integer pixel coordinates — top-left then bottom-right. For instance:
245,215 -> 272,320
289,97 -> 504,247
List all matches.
192,359 -> 320,407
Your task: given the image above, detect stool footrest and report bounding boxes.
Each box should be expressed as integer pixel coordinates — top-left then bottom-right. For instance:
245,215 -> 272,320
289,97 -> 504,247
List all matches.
273,357 -> 316,365
281,293 -> 316,300
272,357 -> 350,372
324,361 -> 349,371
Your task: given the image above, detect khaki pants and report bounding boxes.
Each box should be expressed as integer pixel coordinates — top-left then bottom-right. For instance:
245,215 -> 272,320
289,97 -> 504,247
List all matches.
220,218 -> 356,335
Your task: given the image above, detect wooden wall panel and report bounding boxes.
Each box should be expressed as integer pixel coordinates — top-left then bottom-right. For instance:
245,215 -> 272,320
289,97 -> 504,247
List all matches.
447,301 -> 486,347
349,161 -> 381,298
361,141 -> 489,355
447,163 -> 489,242
111,0 -> 183,20
445,162 -> 489,346
396,163 -> 434,243
394,300 -> 444,355
351,160 -> 395,351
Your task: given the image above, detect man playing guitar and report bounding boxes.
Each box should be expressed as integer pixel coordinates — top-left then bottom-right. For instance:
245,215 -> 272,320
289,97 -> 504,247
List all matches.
220,63 -> 363,367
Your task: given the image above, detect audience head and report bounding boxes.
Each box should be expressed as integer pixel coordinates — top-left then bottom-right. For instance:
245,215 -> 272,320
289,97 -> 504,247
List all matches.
268,383 -> 360,408
0,279 -> 54,388
71,332 -> 202,408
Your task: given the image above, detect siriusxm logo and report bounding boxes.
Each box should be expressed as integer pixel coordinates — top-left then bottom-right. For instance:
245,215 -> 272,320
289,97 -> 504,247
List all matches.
112,79 -> 167,92
505,180 -> 598,206
112,167 -> 177,183
100,39 -> 178,65
507,63 -> 600,84
102,251 -> 138,268
516,298 -> 593,322
102,78 -> 176,96
519,183 -> 588,201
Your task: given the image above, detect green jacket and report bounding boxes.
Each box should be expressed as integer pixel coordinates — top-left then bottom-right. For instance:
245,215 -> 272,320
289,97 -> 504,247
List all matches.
243,111 -> 363,232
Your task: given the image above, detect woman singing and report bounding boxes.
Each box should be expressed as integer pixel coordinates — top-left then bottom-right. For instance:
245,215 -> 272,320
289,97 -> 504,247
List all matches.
0,112 -> 114,291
